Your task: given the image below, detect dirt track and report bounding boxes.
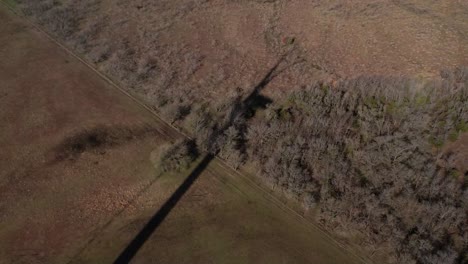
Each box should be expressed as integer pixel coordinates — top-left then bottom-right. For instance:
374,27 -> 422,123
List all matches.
0,5 -> 368,264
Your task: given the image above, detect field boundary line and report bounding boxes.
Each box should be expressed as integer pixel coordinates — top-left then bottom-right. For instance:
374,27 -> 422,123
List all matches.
1,2 -> 372,264
212,161 -> 373,264
0,1 -> 188,143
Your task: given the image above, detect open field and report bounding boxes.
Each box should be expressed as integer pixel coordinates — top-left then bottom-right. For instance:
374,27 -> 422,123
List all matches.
11,0 -> 468,109
0,5 -> 172,263
279,0 -> 468,77
3,0 -> 468,263
0,5 -> 366,264
71,158 -> 364,264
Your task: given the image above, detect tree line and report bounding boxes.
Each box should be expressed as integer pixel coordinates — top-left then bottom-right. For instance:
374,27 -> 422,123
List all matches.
18,1 -> 468,262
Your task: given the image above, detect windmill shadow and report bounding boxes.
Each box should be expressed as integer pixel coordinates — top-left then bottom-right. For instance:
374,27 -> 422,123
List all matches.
114,53 -> 297,263
113,153 -> 214,263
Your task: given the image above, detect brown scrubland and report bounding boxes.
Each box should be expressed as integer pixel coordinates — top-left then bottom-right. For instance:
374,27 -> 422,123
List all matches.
13,0 -> 468,263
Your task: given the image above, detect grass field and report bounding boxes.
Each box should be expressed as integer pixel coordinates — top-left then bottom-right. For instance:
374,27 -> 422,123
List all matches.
72,159 -> 364,264
0,5 -> 172,263
0,5 -> 366,264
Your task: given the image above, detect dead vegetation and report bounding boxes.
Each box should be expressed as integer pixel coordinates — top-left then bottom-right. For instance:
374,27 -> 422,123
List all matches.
242,69 -> 468,264
159,68 -> 467,264
14,0 -> 468,263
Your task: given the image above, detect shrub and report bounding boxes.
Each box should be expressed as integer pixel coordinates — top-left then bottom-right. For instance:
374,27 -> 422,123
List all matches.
158,140 -> 199,173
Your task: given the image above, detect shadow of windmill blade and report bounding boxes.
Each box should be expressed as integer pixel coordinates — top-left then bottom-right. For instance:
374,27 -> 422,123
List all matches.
113,54 -> 294,263
113,154 -> 214,264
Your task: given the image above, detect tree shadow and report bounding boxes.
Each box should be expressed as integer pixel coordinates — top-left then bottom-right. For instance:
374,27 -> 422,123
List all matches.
114,53 -> 296,263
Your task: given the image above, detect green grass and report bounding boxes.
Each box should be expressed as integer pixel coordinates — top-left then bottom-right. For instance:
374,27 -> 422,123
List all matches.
448,120 -> 468,142
3,0 -> 17,8
364,97 -> 379,109
320,83 -> 330,95
415,94 -> 430,107
385,101 -> 398,115
449,169 -> 460,179
455,120 -> 468,133
449,131 -> 459,142
429,136 -> 444,148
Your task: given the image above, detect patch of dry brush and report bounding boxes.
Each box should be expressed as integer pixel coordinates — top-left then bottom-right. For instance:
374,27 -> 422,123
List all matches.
17,1 -> 468,263
245,70 -> 468,264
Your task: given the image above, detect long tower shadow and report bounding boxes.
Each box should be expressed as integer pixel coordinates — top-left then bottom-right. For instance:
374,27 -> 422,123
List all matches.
114,54 -> 294,264
113,153 -> 214,263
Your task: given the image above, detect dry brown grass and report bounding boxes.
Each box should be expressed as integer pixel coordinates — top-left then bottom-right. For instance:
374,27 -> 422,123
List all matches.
0,6 -> 368,264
